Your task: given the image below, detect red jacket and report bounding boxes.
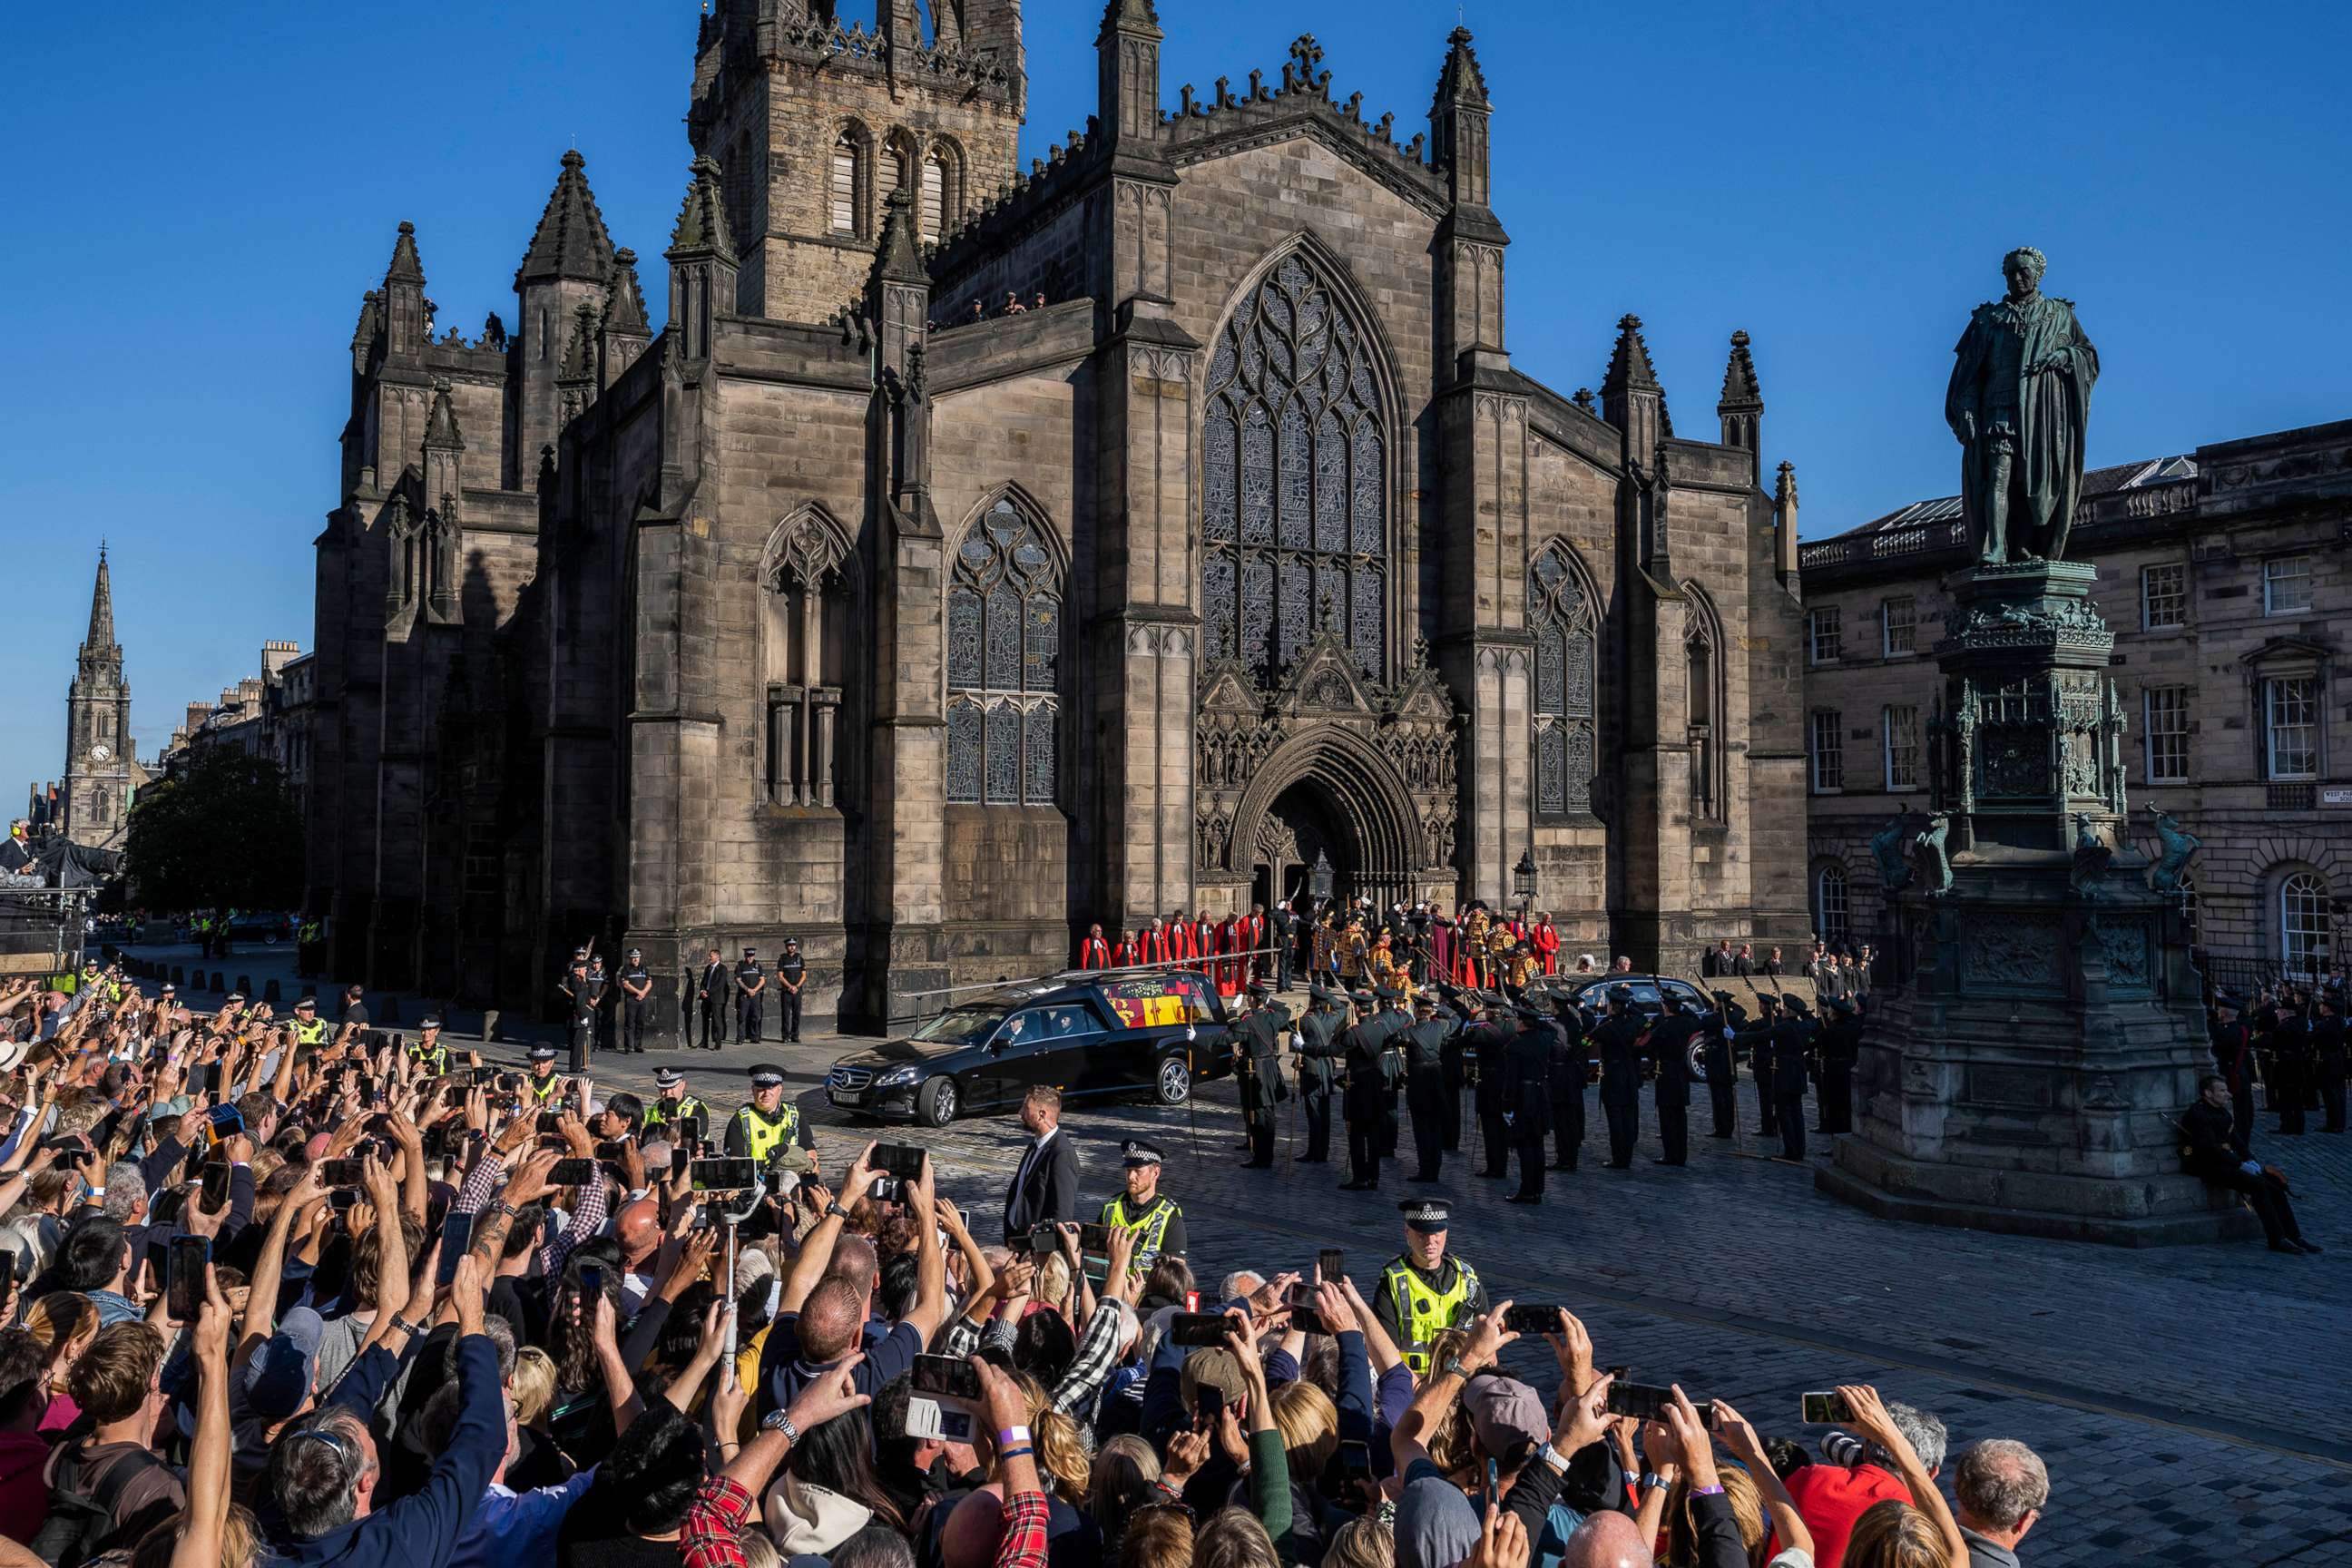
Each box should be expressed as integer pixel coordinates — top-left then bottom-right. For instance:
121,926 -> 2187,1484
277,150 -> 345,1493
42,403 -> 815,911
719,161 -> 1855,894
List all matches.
1784,1463 -> 1916,1568
1191,920 -> 1215,959
1146,927 -> 1173,963
1112,938 -> 1138,965
1078,936 -> 1111,969
1170,923 -> 1195,961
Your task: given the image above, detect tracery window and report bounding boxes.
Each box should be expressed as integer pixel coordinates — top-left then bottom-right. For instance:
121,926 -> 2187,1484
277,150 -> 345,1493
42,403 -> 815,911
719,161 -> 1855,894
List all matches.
946,500 -> 1061,806
1529,544 -> 1599,818
1201,252 -> 1386,684
921,152 -> 946,239
829,133 -> 861,235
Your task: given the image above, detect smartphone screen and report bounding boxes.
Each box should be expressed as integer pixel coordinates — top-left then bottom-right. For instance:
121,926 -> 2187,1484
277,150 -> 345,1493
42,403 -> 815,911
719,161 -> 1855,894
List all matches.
1604,1381 -> 1677,1424
593,1141 -> 628,1162
319,1158 -> 365,1187
204,1104 -> 244,1148
691,1157 -> 757,1191
1501,1303 -> 1561,1334
1078,1222 -> 1113,1253
1318,1248 -> 1345,1286
579,1264 -> 605,1298
1170,1311 -> 1230,1348
437,1211 -> 475,1287
471,1066 -> 495,1086
1338,1439 -> 1371,1480
1801,1391 -> 1854,1425
1194,1384 -> 1225,1430
911,1353 -> 984,1404
200,1161 -> 230,1214
535,1112 -> 565,1134
872,1142 -> 926,1180
548,1158 -> 596,1187
167,1236 -> 210,1321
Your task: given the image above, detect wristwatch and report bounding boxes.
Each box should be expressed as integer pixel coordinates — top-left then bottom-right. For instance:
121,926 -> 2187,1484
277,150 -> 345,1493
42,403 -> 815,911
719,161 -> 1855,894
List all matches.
1442,1355 -> 1479,1381
762,1409 -> 799,1441
825,1200 -> 849,1220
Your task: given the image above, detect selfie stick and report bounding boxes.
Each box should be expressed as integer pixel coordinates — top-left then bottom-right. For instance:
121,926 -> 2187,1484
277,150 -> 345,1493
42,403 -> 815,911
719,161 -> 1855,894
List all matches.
721,1216 -> 740,1366
1183,1024 -> 1203,1165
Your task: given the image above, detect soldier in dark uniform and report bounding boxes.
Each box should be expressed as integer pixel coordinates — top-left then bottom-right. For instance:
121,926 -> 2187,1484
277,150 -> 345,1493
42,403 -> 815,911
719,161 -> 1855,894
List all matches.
2315,989 -> 2347,1134
1704,992 -> 1742,1139
584,956 -> 613,1054
1544,993 -> 1589,1171
1648,997 -> 1700,1167
692,946 -> 726,1051
1469,991 -> 1513,1179
776,938 -> 808,1044
1292,985 -> 1342,1162
2210,993 -> 2256,1149
1592,985 -> 1642,1169
2267,1000 -> 2310,1136
1399,991 -> 1460,1182
559,956 -> 596,1073
1750,993 -> 1782,1139
1376,984 -> 1407,1158
734,946 -> 766,1044
1271,900 -> 1298,993
1338,989 -> 1388,1191
1503,1001 -> 1558,1203
1770,995 -> 1817,1161
1439,993 -> 1468,1153
1233,983 -> 1288,1169
1816,995 -> 1864,1135
619,947 -> 653,1054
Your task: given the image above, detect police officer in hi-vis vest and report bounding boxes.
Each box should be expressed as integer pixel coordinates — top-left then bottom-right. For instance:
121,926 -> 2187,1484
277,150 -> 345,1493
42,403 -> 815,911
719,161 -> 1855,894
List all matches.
1373,1198 -> 1488,1376
522,1044 -> 570,1111
1098,1139 -> 1189,1268
725,1063 -> 815,1171
290,995 -> 330,1056
641,1065 -> 710,1145
407,1014 -> 453,1077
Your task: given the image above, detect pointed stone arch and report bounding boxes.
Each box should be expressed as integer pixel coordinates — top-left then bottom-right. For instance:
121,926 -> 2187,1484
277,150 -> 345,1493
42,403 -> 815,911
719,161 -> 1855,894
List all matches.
1224,727 -> 1428,910
1680,578 -> 1728,820
760,502 -> 860,808
945,487 -> 1068,808
1529,536 -> 1602,819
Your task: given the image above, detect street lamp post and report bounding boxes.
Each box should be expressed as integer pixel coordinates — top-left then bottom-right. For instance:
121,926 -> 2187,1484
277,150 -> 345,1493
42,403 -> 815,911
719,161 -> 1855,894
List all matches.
1512,847 -> 1537,927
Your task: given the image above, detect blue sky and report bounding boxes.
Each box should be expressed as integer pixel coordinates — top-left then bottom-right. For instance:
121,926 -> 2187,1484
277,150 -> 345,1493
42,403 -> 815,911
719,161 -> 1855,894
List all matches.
4,0 -> 2347,785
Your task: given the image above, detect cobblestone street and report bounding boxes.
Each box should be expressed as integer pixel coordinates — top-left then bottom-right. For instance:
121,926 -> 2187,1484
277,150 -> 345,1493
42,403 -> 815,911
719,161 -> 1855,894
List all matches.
520,1027 -> 2352,1568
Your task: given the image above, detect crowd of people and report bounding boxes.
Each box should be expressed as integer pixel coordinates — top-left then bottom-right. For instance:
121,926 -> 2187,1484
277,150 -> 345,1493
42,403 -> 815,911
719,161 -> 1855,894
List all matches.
0,957 -> 2069,1568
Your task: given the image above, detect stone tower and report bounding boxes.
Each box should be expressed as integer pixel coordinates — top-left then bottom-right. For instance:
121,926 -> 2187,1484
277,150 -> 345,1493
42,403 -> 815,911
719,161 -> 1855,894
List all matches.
63,546 -> 132,848
686,0 -> 1027,322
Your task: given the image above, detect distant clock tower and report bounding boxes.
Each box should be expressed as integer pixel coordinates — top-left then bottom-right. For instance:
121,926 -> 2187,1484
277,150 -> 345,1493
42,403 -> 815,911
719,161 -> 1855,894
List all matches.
62,545 -> 132,848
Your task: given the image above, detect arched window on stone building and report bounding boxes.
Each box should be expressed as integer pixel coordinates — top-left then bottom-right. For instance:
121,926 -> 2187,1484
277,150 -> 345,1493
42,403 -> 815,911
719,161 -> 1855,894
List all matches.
1814,861 -> 1849,945
946,499 -> 1062,807
921,151 -> 947,240
1683,583 -> 1727,822
762,507 -> 857,808
2279,868 -> 2330,979
1201,250 -> 1387,685
1529,542 -> 1599,818
829,131 -> 864,236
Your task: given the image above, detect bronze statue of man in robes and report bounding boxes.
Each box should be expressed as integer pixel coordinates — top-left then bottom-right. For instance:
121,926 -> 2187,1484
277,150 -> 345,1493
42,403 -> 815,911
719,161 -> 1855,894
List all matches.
1945,248 -> 2100,564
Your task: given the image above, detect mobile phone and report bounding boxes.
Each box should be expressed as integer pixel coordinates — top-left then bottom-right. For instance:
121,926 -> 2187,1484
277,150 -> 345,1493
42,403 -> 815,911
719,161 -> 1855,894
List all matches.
1801,1391 -> 1855,1426
548,1158 -> 597,1187
905,1398 -> 975,1443
199,1062 -> 223,1096
594,1141 -> 629,1162
329,1188 -> 360,1211
496,1073 -> 521,1093
1484,1456 -> 1499,1512
1338,1439 -> 1372,1482
674,1111 -> 706,1148
1170,1311 -> 1230,1348
204,1104 -> 245,1147
580,1263 -> 605,1297
1077,1222 -> 1113,1253
1194,1385 -> 1230,1434
167,1235 -> 210,1321
1289,1283 -> 1326,1337
1605,1381 -> 1711,1426
318,1157 -> 365,1187
911,1353 -> 985,1405
535,1112 -> 565,1134
200,1161 -> 231,1214
691,1157 -> 757,1191
1603,1365 -> 1630,1383
471,1066 -> 495,1086
436,1211 -> 475,1287
148,1187 -> 187,1226
871,1142 -> 926,1180
1502,1303 -> 1562,1335
1184,1290 -> 1200,1313
1318,1248 -> 1345,1286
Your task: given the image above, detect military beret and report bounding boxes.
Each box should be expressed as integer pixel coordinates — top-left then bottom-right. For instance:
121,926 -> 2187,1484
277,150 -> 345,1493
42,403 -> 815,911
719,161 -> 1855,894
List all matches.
1782,995 -> 1811,1016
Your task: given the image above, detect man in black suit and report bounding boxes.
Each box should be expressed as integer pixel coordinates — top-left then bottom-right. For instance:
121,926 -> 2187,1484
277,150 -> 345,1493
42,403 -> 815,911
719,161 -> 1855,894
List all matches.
2181,1074 -> 2318,1254
1003,1084 -> 1081,1242
1271,900 -> 1298,992
694,945 -> 727,1050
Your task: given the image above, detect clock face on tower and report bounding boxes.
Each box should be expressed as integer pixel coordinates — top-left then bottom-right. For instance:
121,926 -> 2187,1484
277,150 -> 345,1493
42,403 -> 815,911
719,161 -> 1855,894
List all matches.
89,744 -> 111,763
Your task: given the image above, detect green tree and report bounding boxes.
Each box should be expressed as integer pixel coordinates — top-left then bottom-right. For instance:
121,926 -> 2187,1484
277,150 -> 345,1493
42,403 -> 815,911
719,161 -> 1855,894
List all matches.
122,750 -> 303,912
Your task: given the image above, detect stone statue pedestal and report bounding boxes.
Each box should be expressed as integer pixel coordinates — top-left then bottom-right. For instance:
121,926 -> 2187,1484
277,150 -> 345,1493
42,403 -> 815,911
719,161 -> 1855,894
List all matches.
1818,562 -> 2254,1244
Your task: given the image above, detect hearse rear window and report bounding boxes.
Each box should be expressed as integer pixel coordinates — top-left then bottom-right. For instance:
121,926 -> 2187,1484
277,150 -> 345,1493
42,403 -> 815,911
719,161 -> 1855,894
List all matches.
1098,973 -> 1217,1029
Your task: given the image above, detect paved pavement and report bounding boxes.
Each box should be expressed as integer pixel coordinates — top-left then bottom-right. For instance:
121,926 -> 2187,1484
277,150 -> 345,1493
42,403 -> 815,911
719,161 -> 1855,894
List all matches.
128,947 -> 2352,1566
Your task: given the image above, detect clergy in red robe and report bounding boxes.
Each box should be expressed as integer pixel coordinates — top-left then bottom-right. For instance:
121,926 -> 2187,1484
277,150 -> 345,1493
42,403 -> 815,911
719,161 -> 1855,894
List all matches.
1533,917 -> 1560,975
1113,934 -> 1139,966
1170,915 -> 1196,964
1217,915 -> 1245,994
1078,924 -> 1112,970
1191,917 -> 1216,973
1145,920 -> 1173,965
1242,906 -> 1268,980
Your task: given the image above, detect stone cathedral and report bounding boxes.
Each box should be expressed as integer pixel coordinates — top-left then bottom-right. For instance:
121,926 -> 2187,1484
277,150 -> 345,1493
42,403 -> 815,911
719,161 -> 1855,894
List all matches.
308,0 -> 1810,1034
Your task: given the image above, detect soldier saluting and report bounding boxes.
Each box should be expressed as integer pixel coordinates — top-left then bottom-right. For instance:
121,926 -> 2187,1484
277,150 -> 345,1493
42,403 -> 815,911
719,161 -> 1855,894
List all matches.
1815,995 -> 1864,1136
1291,985 -> 1344,1164
1232,982 -> 1289,1170
1544,993 -> 1589,1171
1769,995 -> 1817,1162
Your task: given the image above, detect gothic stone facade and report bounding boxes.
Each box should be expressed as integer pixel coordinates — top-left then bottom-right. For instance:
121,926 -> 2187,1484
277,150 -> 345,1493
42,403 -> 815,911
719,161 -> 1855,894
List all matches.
309,0 -> 1809,1033
1801,417 -> 2352,979
59,550 -> 139,850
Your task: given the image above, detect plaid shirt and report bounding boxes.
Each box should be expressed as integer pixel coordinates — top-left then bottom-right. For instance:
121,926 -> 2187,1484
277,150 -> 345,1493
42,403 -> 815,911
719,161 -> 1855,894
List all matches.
454,1149 -> 609,1278
995,1489 -> 1052,1568
679,1474 -> 758,1568
1050,1298 -> 1125,1416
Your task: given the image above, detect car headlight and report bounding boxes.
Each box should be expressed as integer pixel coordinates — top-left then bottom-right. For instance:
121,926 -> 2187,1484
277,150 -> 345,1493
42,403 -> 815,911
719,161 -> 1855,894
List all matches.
872,1065 -> 920,1089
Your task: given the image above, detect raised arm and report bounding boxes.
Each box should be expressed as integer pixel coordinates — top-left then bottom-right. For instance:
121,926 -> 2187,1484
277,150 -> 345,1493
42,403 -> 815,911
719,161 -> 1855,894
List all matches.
1708,1399 -> 1812,1563
1842,1385 -> 1965,1568
168,1269 -> 233,1568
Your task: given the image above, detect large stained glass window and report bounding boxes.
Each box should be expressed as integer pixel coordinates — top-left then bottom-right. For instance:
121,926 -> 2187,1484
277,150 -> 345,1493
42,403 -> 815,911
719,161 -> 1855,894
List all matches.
947,500 -> 1061,806
1530,544 -> 1599,817
1202,253 -> 1387,683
